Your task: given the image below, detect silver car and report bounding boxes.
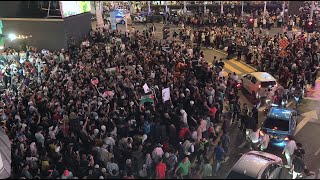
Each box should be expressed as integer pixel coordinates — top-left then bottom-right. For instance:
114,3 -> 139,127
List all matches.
226,151 -> 283,179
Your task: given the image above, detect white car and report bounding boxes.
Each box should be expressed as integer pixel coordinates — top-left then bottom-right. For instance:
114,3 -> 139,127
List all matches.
226,151 -> 283,179
134,16 -> 147,23
107,16 -> 126,24
240,72 -> 277,98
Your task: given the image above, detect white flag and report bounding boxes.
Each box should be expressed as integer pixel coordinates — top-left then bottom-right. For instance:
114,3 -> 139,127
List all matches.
162,88 -> 170,102
143,83 -> 150,93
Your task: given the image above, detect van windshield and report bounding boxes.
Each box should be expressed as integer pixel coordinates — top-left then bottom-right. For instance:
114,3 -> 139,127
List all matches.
261,81 -> 276,88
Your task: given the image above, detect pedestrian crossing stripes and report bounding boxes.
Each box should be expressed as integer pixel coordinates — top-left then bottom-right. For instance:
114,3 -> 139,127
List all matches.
223,58 -> 256,76
208,58 -> 256,77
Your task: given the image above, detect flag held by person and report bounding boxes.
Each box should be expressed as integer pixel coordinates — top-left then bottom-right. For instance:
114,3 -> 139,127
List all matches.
140,94 -> 154,105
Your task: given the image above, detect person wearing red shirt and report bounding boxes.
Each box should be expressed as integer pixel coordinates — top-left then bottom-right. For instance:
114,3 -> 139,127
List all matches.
178,126 -> 190,141
156,158 -> 166,179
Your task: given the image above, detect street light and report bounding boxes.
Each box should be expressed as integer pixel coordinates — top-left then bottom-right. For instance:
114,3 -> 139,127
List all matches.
8,33 -> 16,41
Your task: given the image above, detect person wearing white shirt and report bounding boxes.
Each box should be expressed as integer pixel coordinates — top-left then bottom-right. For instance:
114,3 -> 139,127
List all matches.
218,70 -> 224,79
282,136 -> 297,168
249,127 -> 260,150
104,133 -> 115,151
48,126 -> 59,140
259,129 -> 270,151
180,109 -> 188,127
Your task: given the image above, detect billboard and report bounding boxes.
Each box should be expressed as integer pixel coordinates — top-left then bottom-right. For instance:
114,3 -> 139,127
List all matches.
59,1 -> 91,18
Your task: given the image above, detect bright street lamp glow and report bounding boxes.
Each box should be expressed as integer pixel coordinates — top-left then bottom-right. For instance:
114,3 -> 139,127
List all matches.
8,33 -> 16,41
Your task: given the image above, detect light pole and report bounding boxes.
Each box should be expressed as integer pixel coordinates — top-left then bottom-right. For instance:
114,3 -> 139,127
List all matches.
165,1 -> 168,13
165,1 -> 168,25
241,1 -> 244,17
0,20 -> 4,50
263,1 -> 267,27
220,1 -> 224,14
308,1 -> 315,42
204,1 -> 207,14
129,1 -> 132,15
148,1 -> 151,15
282,1 -> 285,24
184,1 -> 187,13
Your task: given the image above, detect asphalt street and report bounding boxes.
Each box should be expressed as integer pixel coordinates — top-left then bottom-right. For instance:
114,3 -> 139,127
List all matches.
103,22 -> 320,179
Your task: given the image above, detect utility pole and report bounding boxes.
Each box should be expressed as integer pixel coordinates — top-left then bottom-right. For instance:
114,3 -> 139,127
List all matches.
148,1 -> 151,15
204,1 -> 207,14
184,1 -> 187,13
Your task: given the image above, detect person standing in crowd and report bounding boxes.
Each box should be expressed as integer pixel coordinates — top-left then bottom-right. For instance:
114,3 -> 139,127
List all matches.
291,150 -> 307,179
214,141 -> 225,176
155,158 -> 166,179
174,156 -> 191,179
282,135 -> 297,168
259,129 -> 270,151
220,130 -> 230,156
202,158 -> 212,178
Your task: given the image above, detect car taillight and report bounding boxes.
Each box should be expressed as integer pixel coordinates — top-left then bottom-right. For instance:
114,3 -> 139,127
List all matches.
260,131 -> 265,137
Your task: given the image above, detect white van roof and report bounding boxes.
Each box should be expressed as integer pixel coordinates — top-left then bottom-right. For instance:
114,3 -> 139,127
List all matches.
250,72 -> 276,82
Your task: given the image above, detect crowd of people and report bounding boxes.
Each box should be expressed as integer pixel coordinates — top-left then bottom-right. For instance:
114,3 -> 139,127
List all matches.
1,4 -> 320,179
170,10 -> 320,97
0,18 -> 260,179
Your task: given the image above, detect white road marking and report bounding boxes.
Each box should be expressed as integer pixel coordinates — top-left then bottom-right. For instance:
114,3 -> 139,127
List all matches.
295,110 -> 318,136
314,147 -> 320,156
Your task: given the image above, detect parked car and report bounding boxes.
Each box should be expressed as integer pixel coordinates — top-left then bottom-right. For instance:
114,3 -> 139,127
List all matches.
240,72 -> 277,98
133,15 -> 147,23
226,151 -> 283,179
260,107 -> 297,147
